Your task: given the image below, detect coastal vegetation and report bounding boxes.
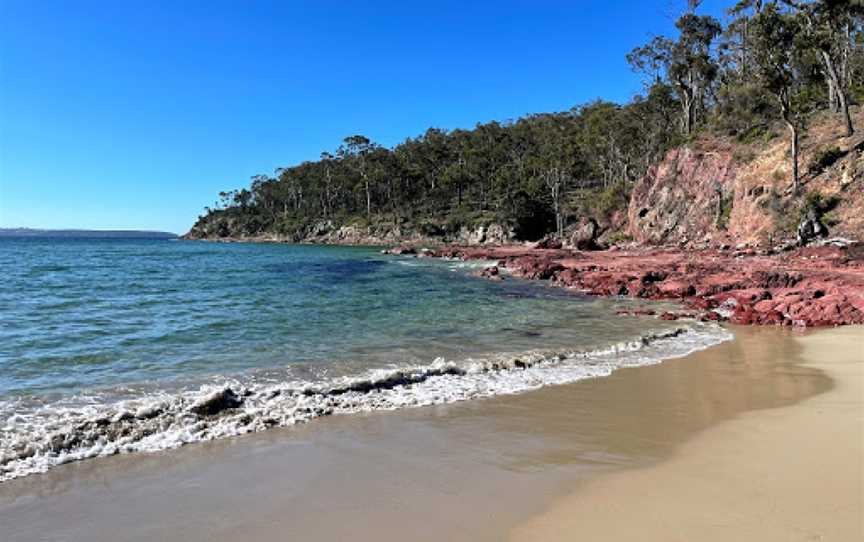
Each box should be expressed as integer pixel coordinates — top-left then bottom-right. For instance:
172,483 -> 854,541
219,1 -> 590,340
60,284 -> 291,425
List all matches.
188,0 -> 864,243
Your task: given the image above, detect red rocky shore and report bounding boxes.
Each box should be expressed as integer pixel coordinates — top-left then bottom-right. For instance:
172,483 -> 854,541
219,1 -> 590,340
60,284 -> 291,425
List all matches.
387,243 -> 864,327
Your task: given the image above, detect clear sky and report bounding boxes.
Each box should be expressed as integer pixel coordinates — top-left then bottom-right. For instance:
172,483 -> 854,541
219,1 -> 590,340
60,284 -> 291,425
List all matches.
0,0 -> 727,234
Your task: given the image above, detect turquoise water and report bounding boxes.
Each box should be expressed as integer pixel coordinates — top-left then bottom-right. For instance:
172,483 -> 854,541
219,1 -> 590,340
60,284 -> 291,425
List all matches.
0,239 -> 730,481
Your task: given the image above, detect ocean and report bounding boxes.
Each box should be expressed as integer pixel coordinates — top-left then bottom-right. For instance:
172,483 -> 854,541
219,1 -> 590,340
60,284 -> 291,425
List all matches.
0,238 -> 731,481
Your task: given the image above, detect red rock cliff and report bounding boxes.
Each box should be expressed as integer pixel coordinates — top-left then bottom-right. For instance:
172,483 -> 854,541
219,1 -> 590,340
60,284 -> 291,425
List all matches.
627,111 -> 864,248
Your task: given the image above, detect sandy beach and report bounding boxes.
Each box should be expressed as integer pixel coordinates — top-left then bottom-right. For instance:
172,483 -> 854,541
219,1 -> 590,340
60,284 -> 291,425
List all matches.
1,325 -> 859,541
513,325 -> 864,541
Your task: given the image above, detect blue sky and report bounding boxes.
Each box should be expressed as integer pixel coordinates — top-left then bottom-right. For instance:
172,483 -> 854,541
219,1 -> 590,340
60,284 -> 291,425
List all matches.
0,0 -> 727,234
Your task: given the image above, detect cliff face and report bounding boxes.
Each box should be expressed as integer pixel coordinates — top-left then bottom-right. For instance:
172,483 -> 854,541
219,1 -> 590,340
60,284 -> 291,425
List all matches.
628,147 -> 738,245
628,112 -> 864,248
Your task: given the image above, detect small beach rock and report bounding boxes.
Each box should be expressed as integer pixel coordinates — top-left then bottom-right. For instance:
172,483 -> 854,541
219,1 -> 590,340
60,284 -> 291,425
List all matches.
480,266 -> 503,280
190,387 -> 243,416
533,235 -> 563,250
383,246 -> 417,255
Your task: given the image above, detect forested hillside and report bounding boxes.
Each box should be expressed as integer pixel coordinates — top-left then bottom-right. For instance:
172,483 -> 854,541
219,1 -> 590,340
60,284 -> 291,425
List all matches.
186,0 -> 864,246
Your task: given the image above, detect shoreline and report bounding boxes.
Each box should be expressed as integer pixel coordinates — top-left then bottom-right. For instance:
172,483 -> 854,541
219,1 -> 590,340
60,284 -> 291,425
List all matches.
404,242 -> 864,327
1,326 -> 853,541
511,325 -> 864,541
0,319 -> 729,483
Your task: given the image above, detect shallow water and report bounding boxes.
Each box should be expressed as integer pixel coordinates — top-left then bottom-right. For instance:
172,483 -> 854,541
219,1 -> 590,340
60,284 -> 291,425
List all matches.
0,327 -> 833,542
0,238 -> 730,480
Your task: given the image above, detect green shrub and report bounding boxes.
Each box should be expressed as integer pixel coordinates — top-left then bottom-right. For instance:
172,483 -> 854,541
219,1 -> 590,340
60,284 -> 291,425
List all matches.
605,231 -> 632,245
822,211 -> 840,227
802,191 -> 840,219
418,221 -> 445,237
346,215 -> 371,228
732,147 -> 757,163
443,208 -> 496,234
735,124 -> 775,146
716,194 -> 734,230
807,146 -> 844,176
591,182 -> 631,219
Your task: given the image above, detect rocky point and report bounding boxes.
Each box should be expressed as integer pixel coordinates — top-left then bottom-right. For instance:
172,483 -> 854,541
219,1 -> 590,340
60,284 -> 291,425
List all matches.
400,243 -> 864,328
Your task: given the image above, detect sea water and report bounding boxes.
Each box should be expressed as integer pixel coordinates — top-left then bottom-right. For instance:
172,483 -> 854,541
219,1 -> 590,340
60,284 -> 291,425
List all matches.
0,238 -> 731,481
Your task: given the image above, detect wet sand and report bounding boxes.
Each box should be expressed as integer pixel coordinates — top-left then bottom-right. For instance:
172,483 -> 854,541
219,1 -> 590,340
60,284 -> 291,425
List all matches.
0,326 -> 850,541
512,325 -> 864,541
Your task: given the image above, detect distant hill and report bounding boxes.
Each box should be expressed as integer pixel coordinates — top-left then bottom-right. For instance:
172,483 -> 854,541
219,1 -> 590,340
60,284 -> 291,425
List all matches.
0,228 -> 177,239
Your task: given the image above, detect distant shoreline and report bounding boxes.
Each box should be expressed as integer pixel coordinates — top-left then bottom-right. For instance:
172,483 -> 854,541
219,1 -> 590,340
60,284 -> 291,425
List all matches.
0,228 -> 177,239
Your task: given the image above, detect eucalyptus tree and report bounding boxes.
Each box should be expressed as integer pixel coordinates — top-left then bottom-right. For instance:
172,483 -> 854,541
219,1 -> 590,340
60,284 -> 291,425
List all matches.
628,14 -> 722,134
627,83 -> 682,172
788,0 -> 863,136
318,152 -> 337,217
724,0 -> 766,76
337,135 -> 380,217
435,129 -> 469,211
525,114 -> 582,238
751,4 -> 811,193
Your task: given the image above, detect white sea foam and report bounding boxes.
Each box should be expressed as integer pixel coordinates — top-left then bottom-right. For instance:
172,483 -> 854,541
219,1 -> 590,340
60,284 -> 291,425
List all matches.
394,258 -> 498,271
0,323 -> 732,482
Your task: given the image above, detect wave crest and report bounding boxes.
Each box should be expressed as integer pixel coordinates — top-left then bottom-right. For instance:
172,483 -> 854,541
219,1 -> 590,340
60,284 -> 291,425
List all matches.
0,324 -> 731,482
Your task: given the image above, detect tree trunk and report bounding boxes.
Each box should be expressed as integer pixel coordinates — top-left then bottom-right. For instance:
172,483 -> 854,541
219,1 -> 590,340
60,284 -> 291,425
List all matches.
546,169 -> 563,238
821,50 -> 854,136
681,91 -> 694,135
837,84 -> 854,137
364,179 -> 371,217
324,168 -> 332,217
786,119 -> 800,195
827,77 -> 839,113
778,90 -> 800,195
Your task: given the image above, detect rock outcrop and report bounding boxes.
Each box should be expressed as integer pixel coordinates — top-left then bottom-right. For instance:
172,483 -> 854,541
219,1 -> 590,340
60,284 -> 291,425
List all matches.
797,208 -> 829,246
455,223 -> 515,245
567,217 -> 602,250
184,218 -> 517,247
410,243 -> 864,327
629,147 -> 738,246
627,111 -> 864,249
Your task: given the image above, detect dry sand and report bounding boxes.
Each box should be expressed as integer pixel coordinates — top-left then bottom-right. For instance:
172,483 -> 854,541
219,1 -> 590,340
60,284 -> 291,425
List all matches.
512,326 -> 864,542
0,326 -> 857,541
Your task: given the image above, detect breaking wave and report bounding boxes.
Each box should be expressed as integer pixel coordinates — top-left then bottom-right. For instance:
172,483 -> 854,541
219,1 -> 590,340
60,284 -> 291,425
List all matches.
0,323 -> 732,482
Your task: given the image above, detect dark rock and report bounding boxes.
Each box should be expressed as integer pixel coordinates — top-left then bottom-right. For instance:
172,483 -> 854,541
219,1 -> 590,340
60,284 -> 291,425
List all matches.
568,217 -> 601,250
190,388 -> 243,416
480,266 -> 503,280
384,246 -> 417,255
797,209 -> 828,247
534,235 -> 563,250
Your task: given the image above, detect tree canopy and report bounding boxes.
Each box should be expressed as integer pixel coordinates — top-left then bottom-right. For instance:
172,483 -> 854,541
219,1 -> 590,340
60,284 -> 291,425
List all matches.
190,0 -> 864,241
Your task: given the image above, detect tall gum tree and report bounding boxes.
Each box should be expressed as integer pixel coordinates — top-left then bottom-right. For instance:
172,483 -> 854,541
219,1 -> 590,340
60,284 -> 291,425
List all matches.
338,135 -> 379,218
752,4 -> 810,193
628,14 -> 722,134
787,0 -> 863,136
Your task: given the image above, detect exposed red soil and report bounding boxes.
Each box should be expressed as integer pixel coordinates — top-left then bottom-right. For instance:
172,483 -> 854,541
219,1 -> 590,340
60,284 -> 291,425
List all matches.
409,244 -> 864,327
